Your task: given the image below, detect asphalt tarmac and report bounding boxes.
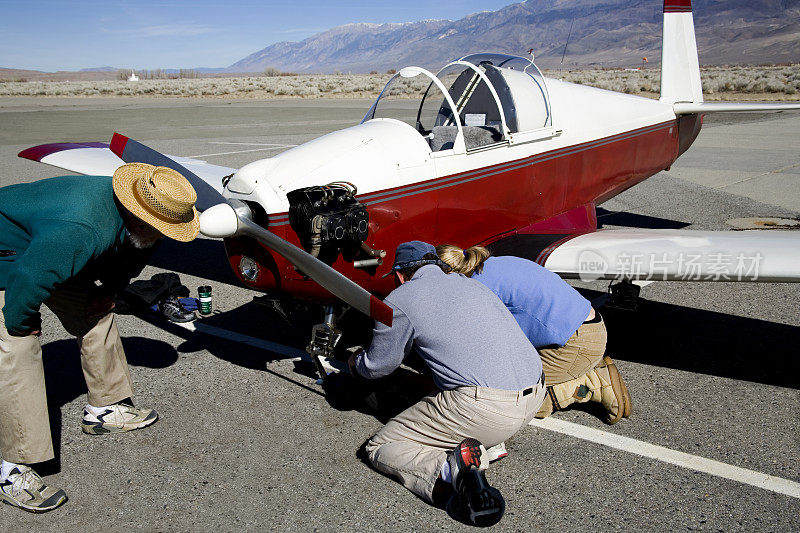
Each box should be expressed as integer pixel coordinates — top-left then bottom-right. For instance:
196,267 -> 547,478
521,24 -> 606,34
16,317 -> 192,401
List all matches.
0,97 -> 798,531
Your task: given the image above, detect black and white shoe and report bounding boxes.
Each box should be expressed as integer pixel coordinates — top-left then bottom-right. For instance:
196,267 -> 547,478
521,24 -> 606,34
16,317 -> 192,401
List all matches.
81,403 -> 158,435
0,465 -> 67,513
158,296 -> 196,323
446,438 -> 505,527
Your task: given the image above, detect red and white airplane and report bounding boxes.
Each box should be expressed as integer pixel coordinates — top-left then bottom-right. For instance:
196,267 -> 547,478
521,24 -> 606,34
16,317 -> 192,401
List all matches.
18,0 -> 800,374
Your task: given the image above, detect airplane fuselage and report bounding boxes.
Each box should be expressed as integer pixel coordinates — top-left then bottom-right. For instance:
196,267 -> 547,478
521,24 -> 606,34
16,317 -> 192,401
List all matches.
223,78 -> 702,300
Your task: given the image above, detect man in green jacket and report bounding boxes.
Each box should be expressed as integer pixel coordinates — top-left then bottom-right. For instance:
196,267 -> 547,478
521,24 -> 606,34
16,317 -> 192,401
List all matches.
0,163 -> 200,513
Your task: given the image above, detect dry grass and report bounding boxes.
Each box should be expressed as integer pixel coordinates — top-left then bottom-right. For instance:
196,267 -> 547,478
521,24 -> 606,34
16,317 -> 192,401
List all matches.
557,64 -> 800,100
0,65 -> 797,100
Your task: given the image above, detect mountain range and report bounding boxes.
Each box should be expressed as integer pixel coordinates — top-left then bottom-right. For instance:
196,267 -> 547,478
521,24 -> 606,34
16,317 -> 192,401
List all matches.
228,0 -> 800,73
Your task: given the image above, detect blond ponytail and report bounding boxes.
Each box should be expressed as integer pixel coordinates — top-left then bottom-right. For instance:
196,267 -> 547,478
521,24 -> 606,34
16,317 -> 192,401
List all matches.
436,244 -> 491,277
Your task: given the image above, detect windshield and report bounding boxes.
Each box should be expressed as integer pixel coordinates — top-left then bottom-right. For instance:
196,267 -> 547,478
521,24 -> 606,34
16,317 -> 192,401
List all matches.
433,63 -> 505,130
362,73 -> 432,128
364,68 -> 461,152
459,53 -> 534,71
460,53 -> 552,129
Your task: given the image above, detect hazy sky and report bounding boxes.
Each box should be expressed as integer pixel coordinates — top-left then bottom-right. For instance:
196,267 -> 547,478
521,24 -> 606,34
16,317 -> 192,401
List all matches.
0,0 -> 516,71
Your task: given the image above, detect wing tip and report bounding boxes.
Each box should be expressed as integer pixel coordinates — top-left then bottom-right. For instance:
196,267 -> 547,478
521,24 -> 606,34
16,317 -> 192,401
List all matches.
18,142 -> 109,162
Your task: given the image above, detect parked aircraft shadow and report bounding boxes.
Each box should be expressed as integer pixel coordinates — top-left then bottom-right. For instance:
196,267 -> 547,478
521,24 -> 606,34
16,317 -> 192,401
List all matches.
580,289 -> 800,390
595,207 -> 690,230
111,284 -> 800,434
130,301 -> 430,421
36,337 -> 178,474
148,237 -> 239,286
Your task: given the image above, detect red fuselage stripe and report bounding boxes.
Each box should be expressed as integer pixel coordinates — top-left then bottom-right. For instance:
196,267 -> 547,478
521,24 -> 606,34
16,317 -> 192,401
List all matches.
228,115 -> 683,299
266,121 -> 674,227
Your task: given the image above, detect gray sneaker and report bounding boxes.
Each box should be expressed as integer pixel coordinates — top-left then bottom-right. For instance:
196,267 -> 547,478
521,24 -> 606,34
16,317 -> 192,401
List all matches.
0,465 -> 67,513
81,403 -> 158,435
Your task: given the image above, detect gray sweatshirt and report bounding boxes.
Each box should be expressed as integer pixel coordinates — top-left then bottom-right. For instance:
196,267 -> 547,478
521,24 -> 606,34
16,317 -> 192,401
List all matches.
355,265 -> 542,391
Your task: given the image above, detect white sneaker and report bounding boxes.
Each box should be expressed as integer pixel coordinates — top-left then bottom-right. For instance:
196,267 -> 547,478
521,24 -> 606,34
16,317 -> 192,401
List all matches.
81,402 -> 158,435
0,465 -> 67,513
485,442 -> 508,463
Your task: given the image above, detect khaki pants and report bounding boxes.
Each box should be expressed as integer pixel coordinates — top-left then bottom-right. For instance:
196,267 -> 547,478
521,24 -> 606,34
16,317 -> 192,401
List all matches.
0,287 -> 133,464
365,380 -> 545,502
538,318 -> 607,386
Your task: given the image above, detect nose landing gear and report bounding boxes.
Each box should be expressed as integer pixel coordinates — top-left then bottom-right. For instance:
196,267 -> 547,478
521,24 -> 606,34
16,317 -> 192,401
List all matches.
306,304 -> 343,383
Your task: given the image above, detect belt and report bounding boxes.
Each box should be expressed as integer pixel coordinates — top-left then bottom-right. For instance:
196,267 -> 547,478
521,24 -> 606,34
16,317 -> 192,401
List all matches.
521,370 -> 546,396
466,371 -> 545,403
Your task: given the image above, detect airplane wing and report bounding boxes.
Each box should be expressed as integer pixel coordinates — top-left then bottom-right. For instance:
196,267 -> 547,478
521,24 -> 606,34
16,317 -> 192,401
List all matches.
673,102 -> 800,115
488,229 -> 800,283
18,138 -> 232,195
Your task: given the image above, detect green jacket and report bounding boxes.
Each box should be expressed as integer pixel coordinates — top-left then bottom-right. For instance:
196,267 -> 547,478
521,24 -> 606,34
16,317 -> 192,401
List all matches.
0,175 -> 153,335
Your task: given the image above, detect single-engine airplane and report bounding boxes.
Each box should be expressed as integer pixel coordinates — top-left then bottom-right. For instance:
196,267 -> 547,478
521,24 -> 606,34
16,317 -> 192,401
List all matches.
18,0 -> 800,378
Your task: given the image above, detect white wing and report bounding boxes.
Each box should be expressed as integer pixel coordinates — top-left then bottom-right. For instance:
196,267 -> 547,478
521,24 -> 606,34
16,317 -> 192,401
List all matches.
491,229 -> 800,283
540,229 -> 800,283
18,142 -> 232,195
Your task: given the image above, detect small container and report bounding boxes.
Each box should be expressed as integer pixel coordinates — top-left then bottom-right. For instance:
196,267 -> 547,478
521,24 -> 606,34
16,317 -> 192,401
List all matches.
198,286 -> 213,315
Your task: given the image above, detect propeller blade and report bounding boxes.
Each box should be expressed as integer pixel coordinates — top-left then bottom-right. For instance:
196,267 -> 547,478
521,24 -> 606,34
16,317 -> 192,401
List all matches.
110,132 -> 226,212
108,135 -> 394,327
200,204 -> 393,327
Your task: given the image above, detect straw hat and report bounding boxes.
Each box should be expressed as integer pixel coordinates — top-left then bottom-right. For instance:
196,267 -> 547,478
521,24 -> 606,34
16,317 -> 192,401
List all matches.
112,163 -> 200,242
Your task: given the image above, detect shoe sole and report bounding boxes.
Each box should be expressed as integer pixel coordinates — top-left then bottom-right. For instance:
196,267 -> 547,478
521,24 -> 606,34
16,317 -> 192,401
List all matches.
81,411 -> 158,435
484,443 -> 508,464
620,376 -> 633,418
446,482 -> 505,527
487,452 -> 508,464
469,485 -> 505,528
456,438 -> 484,469
601,356 -> 624,425
1,490 -> 67,513
606,356 -> 633,418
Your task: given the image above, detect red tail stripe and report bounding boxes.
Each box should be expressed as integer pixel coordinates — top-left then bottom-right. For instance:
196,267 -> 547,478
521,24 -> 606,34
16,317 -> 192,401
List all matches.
664,0 -> 692,13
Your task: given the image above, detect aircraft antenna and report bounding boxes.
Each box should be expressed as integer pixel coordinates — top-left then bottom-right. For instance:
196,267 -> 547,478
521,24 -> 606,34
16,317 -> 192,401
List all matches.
560,17 -> 574,78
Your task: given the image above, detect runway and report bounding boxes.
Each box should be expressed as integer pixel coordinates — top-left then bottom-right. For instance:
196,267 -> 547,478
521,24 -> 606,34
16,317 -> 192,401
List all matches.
1,97 -> 798,531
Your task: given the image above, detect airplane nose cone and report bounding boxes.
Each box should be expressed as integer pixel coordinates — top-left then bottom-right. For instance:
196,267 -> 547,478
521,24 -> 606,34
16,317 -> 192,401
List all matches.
199,203 -> 239,238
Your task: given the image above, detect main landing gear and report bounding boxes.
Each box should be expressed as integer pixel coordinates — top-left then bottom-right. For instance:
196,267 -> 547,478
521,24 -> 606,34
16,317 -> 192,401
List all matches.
605,279 -> 641,312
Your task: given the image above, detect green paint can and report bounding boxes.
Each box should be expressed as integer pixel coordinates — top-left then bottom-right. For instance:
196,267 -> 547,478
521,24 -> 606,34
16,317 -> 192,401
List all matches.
198,286 -> 213,315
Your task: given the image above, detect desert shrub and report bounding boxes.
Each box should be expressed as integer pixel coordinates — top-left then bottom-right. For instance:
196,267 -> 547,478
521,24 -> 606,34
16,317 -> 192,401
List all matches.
1,65 -> 796,99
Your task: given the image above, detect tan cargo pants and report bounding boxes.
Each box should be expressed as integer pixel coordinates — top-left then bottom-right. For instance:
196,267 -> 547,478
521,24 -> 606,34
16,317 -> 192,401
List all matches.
0,287 -> 133,464
538,317 -> 607,386
365,379 -> 545,502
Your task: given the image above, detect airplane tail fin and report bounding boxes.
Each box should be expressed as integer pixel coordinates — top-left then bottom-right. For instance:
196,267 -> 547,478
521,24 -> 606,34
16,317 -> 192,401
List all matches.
660,0 -> 703,105
660,1 -> 800,115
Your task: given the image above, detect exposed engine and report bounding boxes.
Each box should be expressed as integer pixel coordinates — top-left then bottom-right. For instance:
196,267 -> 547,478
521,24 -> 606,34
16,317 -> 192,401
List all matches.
287,182 -> 381,266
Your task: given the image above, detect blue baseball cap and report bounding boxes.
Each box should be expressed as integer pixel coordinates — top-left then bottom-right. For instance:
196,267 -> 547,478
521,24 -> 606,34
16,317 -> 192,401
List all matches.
383,240 -> 450,277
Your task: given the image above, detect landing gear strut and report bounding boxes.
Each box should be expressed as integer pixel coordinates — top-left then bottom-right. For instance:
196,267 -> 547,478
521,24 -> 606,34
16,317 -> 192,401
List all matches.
605,279 -> 641,312
306,305 -> 342,383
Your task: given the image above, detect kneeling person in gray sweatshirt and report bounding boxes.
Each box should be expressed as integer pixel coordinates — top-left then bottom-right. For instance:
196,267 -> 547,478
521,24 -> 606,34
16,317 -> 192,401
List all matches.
348,241 -> 544,527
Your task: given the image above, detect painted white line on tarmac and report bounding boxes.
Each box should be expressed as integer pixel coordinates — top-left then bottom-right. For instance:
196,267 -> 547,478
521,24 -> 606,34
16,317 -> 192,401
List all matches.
189,147 -> 295,158
175,320 -> 800,499
207,142 -> 298,147
529,417 -> 800,499
173,320 -> 345,374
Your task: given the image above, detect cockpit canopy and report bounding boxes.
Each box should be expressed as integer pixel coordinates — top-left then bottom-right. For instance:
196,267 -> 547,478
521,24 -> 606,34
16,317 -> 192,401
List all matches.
363,53 -> 553,152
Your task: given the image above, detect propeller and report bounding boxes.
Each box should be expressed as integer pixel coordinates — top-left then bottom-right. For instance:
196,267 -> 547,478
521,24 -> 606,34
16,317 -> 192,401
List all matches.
109,133 -> 393,327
